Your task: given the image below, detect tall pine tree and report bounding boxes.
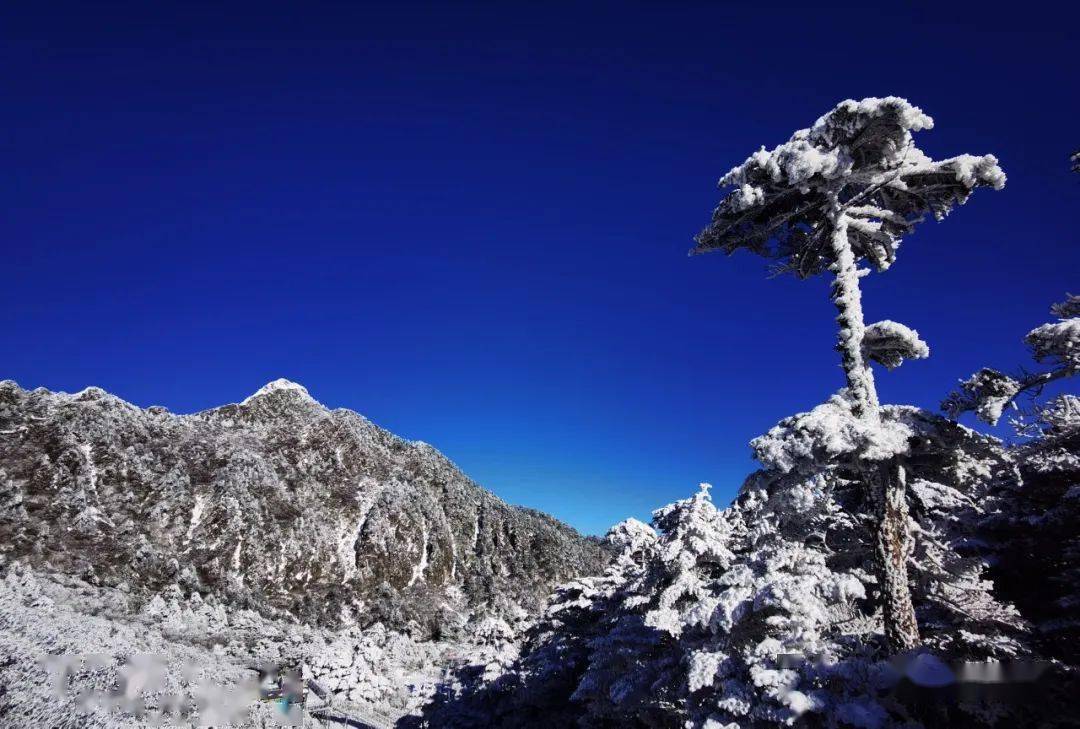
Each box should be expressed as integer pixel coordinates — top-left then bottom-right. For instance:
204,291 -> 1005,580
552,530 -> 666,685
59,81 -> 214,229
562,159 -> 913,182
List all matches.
693,97 -> 1005,652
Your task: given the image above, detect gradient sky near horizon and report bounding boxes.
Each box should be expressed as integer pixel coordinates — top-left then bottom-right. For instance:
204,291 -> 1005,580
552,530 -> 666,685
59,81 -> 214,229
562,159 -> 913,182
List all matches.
3,2 -> 1077,534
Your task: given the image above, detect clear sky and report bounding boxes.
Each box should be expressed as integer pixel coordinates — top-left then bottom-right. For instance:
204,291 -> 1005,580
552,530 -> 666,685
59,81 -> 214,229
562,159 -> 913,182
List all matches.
3,2 -> 1077,535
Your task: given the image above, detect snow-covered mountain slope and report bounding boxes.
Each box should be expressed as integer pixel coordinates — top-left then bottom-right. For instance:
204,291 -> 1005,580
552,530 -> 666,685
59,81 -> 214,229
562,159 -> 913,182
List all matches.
0,379 -> 609,636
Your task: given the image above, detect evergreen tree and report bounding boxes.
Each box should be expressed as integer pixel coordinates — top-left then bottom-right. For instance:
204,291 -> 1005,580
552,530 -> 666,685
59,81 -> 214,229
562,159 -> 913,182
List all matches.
693,97 -> 1005,652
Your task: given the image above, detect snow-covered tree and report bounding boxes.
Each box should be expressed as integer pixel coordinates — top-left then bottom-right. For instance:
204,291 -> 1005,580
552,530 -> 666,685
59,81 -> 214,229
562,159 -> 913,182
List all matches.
944,294 -> 1079,427
693,97 -> 1005,652
940,296 -> 1080,691
407,520 -> 658,728
424,407 -> 1037,727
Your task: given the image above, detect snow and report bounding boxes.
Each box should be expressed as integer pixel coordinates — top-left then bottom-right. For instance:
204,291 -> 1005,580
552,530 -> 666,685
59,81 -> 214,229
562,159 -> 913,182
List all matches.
240,378 -> 315,405
688,650 -> 728,692
2,260 -> 1076,729
946,295 -> 1078,425
0,564 -> 523,727
185,493 -> 207,543
949,368 -> 1022,425
944,153 -> 1007,190
719,97 -> 934,194
861,320 -> 930,370
407,527 -> 430,587
78,442 -> 98,488
0,377 -> 609,663
604,518 -> 657,554
750,391 -> 912,473
409,393 -> 1055,728
231,538 -> 243,572
904,653 -> 954,687
1026,318 -> 1080,369
694,95 -> 1006,292
1042,394 -> 1080,431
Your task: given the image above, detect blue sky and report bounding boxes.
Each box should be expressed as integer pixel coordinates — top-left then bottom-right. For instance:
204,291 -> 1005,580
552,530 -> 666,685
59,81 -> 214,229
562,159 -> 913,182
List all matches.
3,2 -> 1077,534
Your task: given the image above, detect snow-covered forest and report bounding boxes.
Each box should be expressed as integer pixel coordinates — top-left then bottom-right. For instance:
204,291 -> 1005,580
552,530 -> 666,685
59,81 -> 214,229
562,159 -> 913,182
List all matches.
1,97 -> 1077,729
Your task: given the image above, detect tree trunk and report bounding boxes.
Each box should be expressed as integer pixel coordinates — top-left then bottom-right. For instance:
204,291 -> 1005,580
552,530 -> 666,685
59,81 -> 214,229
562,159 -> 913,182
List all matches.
827,204 -> 920,653
876,463 -> 920,652
827,212 -> 878,419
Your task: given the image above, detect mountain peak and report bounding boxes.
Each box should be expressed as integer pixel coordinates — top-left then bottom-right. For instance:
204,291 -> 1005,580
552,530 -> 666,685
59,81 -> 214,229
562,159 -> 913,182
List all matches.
240,378 -> 315,406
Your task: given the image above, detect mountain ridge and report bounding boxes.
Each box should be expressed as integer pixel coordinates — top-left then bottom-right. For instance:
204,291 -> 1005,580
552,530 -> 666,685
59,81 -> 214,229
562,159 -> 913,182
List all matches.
0,378 -> 610,638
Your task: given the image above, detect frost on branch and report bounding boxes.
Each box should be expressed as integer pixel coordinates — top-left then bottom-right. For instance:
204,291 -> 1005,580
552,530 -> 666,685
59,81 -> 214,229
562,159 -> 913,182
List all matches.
692,96 -> 1005,278
943,368 -> 1022,426
861,320 -> 929,370
751,392 -> 912,474
1039,394 -> 1080,432
1026,319 -> 1080,370
1026,293 -> 1080,371
945,295 -> 1079,425
1050,293 -> 1080,319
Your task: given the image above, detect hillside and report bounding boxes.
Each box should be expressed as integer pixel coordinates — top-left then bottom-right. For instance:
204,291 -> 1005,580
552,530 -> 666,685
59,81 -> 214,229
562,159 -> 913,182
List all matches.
0,379 -> 609,637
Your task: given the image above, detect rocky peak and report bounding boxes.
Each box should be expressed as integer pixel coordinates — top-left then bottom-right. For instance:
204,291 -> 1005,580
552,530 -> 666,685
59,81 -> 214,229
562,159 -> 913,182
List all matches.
240,378 -> 317,406
202,378 -> 328,426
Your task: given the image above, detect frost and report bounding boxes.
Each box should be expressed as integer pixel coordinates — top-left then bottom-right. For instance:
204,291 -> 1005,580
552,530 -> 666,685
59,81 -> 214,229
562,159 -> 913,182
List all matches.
1026,318 -> 1080,370
861,320 -> 929,370
688,650 -> 729,692
945,295 -> 1079,426
751,392 -> 912,473
695,96 -> 1005,281
945,368 -> 1021,425
604,518 -> 657,554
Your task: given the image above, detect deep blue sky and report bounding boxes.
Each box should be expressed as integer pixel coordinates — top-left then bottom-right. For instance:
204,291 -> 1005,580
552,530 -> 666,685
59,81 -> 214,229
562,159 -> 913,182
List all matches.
3,2 -> 1077,534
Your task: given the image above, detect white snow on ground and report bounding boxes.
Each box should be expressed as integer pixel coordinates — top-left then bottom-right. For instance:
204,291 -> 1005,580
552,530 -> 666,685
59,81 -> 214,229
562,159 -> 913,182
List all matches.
78,442 -> 98,489
407,527 -> 430,587
185,493 -> 207,544
0,562 -> 521,728
231,538 -> 244,573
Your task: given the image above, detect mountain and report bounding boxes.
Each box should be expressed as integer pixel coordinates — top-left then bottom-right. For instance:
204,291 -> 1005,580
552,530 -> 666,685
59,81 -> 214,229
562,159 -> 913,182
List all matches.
0,379 -> 609,637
